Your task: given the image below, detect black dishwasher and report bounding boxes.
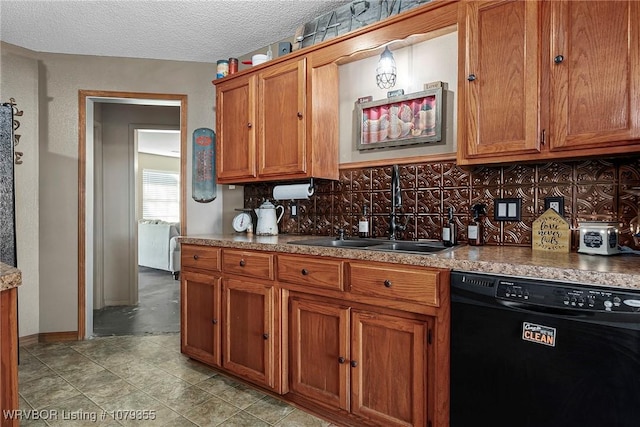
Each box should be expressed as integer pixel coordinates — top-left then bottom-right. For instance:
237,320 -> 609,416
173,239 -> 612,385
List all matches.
450,271 -> 640,427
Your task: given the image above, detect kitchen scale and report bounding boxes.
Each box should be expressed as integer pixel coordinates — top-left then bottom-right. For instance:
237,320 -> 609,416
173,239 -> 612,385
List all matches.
232,208 -> 254,233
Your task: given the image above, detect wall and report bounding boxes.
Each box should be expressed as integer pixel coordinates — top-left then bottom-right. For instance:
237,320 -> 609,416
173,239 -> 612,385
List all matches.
2,41 -> 223,335
338,31 -> 458,163
245,156 -> 640,250
0,44 -> 40,337
137,152 -> 180,220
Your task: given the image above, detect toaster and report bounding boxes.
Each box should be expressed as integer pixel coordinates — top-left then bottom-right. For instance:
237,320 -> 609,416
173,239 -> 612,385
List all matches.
578,221 -> 619,255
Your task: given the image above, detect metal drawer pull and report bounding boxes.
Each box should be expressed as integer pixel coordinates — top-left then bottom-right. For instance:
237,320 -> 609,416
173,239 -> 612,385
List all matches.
338,356 -> 345,364
554,55 -> 564,64
384,279 -> 392,288
263,333 -> 269,340
212,319 -> 218,324
193,254 -> 199,260
350,360 -> 358,368
301,268 -> 309,276
467,74 -> 476,81
239,259 -> 246,267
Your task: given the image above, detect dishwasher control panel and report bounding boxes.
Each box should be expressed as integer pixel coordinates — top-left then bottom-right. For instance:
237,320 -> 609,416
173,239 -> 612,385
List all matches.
495,279 -> 640,313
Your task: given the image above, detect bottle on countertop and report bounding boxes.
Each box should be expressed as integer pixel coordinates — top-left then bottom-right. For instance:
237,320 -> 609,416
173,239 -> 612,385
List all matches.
443,207 -> 456,247
468,203 -> 487,246
358,206 -> 370,238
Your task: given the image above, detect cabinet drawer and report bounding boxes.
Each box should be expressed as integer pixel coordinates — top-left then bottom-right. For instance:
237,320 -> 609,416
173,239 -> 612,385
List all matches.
182,245 -> 221,272
347,262 -> 440,307
277,254 -> 343,291
223,249 -> 274,279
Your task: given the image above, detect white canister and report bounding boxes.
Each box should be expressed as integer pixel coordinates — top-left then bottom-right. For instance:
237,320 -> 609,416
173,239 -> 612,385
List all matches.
578,221 -> 620,255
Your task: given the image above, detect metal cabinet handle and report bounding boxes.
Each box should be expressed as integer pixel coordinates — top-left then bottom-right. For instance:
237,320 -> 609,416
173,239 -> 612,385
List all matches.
247,122 -> 252,128
338,356 -> 346,364
554,55 -> 564,64
297,112 -> 303,119
193,254 -> 199,260
350,360 -> 358,368
301,268 -> 309,276
239,259 -> 246,267
467,74 -> 476,82
212,319 -> 218,324
263,333 -> 269,340
384,279 -> 392,288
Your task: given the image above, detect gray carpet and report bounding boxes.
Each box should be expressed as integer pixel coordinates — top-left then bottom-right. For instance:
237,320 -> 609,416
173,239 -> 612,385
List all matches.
92,267 -> 179,336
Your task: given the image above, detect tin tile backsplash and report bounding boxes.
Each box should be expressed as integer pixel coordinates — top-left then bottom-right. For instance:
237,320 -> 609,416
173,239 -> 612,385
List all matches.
244,156 -> 640,249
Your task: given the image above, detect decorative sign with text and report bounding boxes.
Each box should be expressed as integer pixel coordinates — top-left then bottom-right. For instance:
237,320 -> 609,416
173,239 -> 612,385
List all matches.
532,209 -> 570,253
295,0 -> 432,49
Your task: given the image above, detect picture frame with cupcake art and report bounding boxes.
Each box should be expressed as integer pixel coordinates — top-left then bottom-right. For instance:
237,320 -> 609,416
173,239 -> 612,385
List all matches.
355,83 -> 444,151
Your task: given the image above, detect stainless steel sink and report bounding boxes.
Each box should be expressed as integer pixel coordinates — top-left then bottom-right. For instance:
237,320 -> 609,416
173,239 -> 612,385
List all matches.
366,241 -> 449,253
288,237 -> 451,254
288,237 -> 382,248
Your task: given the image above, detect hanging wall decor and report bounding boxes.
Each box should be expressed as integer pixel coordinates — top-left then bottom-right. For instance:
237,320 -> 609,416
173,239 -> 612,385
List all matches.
192,127 -> 217,203
0,103 -> 17,266
355,85 -> 444,150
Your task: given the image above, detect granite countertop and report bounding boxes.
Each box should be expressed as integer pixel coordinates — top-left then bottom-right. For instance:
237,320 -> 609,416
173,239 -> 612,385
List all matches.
179,234 -> 640,290
0,262 -> 22,291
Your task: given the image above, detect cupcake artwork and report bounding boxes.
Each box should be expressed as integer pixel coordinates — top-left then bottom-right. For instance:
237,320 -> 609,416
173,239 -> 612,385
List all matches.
356,87 -> 443,150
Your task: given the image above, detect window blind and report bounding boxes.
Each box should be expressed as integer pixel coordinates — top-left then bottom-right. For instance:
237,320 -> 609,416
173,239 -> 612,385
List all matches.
142,169 -> 180,222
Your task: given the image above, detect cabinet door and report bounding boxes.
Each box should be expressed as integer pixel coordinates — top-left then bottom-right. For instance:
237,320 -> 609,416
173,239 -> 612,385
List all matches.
223,277 -> 276,389
257,59 -> 307,178
550,0 -> 640,151
351,310 -> 428,427
289,297 -> 350,411
216,74 -> 257,182
459,0 -> 540,161
180,271 -> 221,367
1,287 -> 18,424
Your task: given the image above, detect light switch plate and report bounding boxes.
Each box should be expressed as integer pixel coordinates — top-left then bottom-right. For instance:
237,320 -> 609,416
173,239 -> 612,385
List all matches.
494,198 -> 522,221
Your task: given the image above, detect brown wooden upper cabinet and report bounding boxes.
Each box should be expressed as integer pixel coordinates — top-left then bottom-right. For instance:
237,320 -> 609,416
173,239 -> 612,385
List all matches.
215,57 -> 339,183
458,0 -> 541,162
458,0 -> 640,165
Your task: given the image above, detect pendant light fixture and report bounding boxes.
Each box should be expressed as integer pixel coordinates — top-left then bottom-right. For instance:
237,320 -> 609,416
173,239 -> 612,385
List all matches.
376,46 -> 397,89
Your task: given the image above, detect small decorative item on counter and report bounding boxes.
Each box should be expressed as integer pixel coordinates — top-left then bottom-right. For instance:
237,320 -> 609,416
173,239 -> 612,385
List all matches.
216,59 -> 229,79
468,203 -> 487,246
228,58 -> 238,74
577,221 -> 619,256
358,206 -> 370,238
532,209 -> 570,253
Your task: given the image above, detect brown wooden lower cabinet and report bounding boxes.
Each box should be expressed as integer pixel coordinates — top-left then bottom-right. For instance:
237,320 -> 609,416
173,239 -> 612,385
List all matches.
222,276 -> 278,391
1,287 -> 18,427
289,294 -> 430,427
351,310 -> 428,427
180,271 -> 221,367
181,247 -> 449,426
289,297 -> 351,411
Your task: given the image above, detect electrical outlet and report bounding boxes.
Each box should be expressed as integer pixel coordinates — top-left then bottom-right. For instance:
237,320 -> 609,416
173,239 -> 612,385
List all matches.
290,202 -> 298,218
544,196 -> 565,216
494,198 -> 522,221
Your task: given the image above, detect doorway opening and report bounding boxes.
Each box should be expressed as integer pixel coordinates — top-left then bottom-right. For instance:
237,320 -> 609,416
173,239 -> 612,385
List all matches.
78,91 -> 187,339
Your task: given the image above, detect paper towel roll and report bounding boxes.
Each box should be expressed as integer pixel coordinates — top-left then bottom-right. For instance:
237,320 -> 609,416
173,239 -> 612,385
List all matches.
273,183 -> 314,200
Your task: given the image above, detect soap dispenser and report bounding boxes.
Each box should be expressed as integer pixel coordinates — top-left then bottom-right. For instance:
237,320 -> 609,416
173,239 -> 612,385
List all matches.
468,203 -> 487,246
443,207 -> 456,247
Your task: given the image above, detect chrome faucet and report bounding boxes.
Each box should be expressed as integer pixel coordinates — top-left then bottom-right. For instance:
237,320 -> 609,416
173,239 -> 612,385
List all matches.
388,164 -> 405,240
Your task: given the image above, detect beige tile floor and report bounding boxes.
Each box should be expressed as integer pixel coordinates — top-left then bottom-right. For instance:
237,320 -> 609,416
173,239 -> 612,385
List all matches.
18,333 -> 336,427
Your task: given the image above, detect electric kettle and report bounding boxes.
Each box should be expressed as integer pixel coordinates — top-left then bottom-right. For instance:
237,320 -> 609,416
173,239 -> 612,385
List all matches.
254,201 -> 284,236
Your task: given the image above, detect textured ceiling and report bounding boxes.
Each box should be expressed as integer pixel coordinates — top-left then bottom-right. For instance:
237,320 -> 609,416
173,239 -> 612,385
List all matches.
0,0 -> 352,63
